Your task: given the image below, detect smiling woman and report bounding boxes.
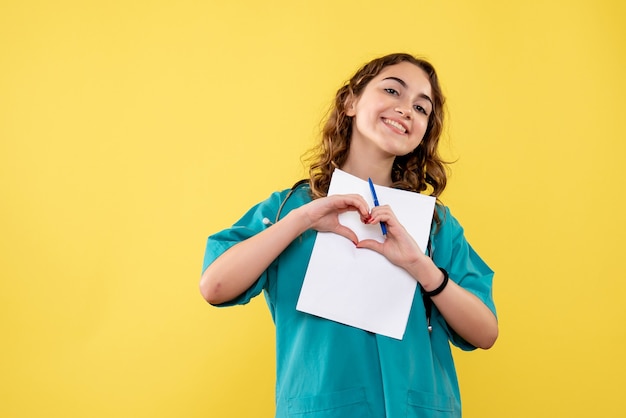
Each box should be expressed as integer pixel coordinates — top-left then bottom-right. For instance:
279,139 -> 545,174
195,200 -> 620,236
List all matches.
2,0 -> 625,417
199,52 -> 497,417
308,54 -> 448,205
343,62 -> 434,181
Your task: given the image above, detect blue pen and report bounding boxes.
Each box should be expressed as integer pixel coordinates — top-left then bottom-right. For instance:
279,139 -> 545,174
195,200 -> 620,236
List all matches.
367,177 -> 387,236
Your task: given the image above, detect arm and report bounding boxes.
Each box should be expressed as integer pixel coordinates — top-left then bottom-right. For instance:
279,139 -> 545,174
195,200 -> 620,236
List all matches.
405,256 -> 498,349
356,205 -> 498,349
200,194 -> 371,305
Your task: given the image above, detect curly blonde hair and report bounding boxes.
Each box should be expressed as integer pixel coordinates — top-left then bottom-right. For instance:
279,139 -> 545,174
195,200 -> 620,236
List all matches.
306,53 -> 449,222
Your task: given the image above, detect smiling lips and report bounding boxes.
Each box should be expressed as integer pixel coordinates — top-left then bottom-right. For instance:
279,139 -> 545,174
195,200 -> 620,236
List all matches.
382,118 -> 408,134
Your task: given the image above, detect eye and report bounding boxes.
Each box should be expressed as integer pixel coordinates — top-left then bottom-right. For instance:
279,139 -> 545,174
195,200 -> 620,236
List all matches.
384,88 -> 399,96
414,104 -> 429,116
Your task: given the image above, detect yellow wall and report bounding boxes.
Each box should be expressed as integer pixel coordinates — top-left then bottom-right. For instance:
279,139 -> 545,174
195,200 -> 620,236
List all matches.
1,0 -> 625,416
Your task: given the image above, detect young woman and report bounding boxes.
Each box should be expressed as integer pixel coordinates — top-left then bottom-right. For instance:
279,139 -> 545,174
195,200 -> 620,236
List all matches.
200,53 -> 498,417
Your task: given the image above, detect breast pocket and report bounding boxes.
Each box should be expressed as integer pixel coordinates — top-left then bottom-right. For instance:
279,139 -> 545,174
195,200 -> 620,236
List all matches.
406,389 -> 458,418
288,387 -> 372,417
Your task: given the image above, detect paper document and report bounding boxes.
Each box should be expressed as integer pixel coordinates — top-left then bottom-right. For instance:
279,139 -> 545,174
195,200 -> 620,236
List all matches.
296,169 -> 436,339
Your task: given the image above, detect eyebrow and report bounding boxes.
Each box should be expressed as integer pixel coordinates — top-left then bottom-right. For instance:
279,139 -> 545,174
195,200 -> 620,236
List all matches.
383,76 -> 434,107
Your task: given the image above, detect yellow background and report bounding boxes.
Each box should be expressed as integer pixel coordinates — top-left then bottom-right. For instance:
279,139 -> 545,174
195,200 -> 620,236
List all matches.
1,0 -> 625,417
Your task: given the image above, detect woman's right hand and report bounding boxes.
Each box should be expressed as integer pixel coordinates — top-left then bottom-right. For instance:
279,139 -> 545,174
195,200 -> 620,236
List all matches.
297,194 -> 371,244
200,193 -> 370,305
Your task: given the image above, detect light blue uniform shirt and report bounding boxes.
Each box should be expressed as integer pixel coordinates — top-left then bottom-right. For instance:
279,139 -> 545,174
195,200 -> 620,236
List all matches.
203,185 -> 496,417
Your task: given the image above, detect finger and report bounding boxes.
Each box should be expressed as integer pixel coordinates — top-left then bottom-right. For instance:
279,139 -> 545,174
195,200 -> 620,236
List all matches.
333,224 -> 359,245
342,196 -> 371,218
333,193 -> 370,210
355,238 -> 384,254
368,207 -> 399,228
369,205 -> 395,219
366,213 -> 392,228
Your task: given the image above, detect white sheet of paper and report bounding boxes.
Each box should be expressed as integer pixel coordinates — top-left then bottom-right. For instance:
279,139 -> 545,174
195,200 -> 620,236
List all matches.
296,169 -> 436,340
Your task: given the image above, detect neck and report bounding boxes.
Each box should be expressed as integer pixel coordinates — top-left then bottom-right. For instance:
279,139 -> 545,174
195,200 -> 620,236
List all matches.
341,151 -> 395,187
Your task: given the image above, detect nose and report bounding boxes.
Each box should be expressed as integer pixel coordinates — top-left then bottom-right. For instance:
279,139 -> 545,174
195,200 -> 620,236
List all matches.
395,105 -> 412,119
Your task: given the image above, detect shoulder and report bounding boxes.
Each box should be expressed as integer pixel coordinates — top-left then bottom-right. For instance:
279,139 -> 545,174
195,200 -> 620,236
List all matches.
240,181 -> 312,223
254,182 -> 310,210
430,203 -> 493,279
275,181 -> 313,219
434,203 -> 464,237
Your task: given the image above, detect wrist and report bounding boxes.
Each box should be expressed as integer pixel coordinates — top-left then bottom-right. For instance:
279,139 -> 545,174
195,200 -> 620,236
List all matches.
408,256 -> 449,295
421,268 -> 449,297
286,206 -> 315,235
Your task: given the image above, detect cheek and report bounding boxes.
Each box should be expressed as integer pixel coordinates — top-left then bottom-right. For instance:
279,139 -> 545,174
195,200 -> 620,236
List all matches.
415,118 -> 429,135
412,121 -> 429,144
410,138 -> 424,152
354,111 -> 379,131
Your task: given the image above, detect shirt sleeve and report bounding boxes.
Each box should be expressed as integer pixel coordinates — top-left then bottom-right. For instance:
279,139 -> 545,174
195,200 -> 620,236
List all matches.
201,191 -> 285,307
431,205 -> 497,351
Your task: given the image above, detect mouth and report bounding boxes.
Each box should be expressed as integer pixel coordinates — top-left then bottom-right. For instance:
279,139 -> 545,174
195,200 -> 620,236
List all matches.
382,118 -> 408,134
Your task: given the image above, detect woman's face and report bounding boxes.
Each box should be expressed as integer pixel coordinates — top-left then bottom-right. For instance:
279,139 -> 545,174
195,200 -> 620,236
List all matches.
346,61 -> 433,158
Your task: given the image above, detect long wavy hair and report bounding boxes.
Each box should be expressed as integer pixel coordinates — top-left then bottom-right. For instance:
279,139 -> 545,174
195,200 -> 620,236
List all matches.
305,53 -> 449,223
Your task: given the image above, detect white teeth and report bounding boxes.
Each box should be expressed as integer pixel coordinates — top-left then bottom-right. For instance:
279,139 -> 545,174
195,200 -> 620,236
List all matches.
383,118 -> 407,133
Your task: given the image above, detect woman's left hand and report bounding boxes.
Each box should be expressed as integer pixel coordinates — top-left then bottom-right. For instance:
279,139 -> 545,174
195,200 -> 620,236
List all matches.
356,204 -> 499,349
355,205 -> 428,269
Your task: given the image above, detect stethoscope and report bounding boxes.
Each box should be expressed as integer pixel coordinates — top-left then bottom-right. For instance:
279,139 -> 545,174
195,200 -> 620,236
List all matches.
262,179 -> 310,227
265,178 -> 438,333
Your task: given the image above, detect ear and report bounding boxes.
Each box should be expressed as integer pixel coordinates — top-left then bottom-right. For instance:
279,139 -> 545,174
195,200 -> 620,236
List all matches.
344,93 -> 357,117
